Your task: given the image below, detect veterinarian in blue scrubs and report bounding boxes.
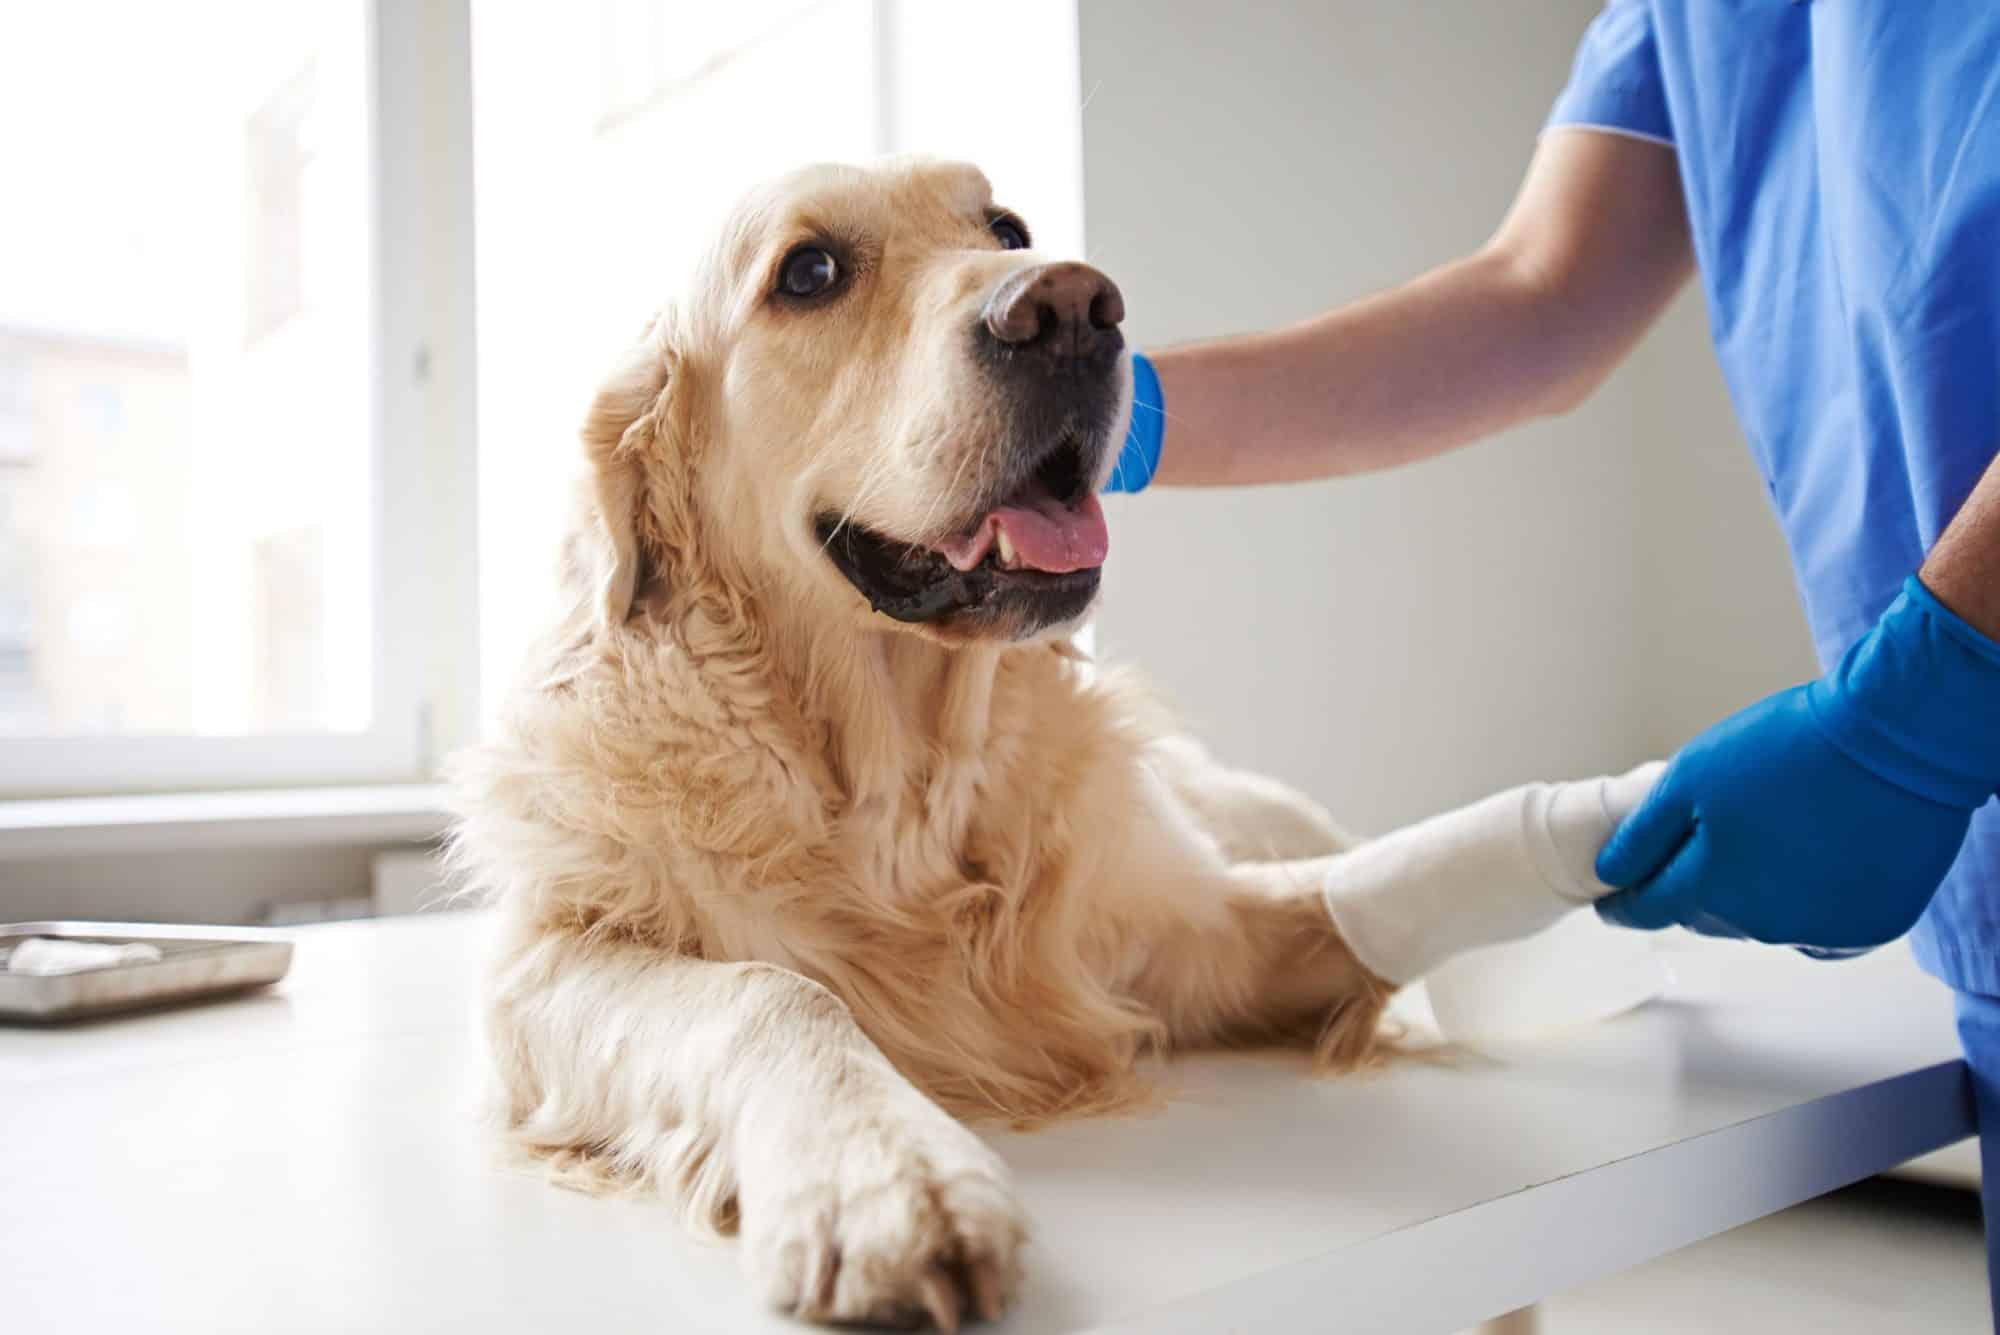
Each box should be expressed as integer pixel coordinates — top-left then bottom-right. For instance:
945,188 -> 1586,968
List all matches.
1110,0 -> 2000,1310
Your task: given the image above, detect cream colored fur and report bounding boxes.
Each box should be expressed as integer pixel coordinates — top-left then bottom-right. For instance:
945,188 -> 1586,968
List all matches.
449,160 -> 1392,1329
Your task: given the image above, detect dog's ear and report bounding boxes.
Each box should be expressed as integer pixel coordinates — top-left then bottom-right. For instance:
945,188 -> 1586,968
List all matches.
576,319 -> 678,633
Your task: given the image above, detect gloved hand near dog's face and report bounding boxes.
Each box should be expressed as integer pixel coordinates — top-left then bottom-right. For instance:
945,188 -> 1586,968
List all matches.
1596,577 -> 2000,953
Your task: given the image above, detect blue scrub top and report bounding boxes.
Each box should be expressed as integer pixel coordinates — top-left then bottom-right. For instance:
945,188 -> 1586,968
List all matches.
1549,0 -> 2000,993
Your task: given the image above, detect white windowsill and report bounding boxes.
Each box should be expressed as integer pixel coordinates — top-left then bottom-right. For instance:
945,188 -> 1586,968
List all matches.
0,785 -> 452,861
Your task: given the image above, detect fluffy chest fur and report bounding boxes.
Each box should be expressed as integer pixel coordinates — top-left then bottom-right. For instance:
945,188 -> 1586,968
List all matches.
469,613 -> 1168,1121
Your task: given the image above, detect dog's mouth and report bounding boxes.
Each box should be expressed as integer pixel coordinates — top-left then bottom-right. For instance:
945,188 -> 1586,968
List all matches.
815,432 -> 1107,634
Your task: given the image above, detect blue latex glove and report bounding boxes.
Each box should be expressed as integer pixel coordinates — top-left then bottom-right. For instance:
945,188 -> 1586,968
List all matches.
1597,576 -> 2000,951
1103,351 -> 1164,494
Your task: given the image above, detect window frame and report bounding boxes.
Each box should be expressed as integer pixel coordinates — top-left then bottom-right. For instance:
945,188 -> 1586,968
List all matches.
0,0 -> 480,798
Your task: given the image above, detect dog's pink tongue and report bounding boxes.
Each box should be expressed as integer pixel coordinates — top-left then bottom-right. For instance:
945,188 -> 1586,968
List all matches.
992,492 -> 1110,573
940,492 -> 1109,573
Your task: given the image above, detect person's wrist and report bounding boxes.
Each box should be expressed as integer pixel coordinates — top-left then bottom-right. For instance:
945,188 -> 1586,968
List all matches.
1102,351 -> 1164,494
1807,575 -> 2000,809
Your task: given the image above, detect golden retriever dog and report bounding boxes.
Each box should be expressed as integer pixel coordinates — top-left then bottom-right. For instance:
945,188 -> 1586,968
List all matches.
449,158 -> 1653,1330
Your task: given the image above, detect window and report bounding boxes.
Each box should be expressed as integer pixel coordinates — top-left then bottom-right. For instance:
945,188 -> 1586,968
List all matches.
0,1 -> 475,794
244,66 -> 317,343
0,482 -> 35,731
0,363 -> 35,466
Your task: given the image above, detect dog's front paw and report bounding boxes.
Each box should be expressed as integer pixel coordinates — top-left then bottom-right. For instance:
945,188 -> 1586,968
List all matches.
740,1102 -> 1026,1330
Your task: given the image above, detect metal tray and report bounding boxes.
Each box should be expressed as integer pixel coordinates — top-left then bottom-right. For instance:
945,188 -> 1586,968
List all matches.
0,921 -> 293,1022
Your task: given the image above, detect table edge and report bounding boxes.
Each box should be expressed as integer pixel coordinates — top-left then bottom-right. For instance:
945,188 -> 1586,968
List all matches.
1086,1058 -> 1976,1335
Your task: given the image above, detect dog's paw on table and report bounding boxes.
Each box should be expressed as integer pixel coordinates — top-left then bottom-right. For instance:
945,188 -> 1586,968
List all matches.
741,1104 -> 1026,1330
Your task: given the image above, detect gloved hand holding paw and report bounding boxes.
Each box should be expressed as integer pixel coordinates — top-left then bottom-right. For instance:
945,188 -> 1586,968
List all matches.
1596,577 -> 2000,953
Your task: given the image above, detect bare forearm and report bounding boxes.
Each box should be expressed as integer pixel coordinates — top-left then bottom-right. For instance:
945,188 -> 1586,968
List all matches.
1921,450 -> 2000,640
1148,250 -> 1586,485
1146,130 -> 1691,487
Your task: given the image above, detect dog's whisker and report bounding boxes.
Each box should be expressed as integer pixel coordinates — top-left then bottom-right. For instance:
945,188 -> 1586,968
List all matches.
835,454 -> 898,529
912,440 -> 980,546
1128,398 -> 1190,429
819,453 -> 902,554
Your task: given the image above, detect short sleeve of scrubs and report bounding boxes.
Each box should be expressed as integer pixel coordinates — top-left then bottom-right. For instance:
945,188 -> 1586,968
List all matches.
1545,0 -> 1674,146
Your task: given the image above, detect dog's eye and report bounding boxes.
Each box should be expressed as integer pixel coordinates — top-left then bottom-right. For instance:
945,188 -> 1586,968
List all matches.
989,214 -> 1031,251
778,246 -> 840,298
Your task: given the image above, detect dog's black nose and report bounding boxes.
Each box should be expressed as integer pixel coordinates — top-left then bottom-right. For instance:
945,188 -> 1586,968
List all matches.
980,262 -> 1125,364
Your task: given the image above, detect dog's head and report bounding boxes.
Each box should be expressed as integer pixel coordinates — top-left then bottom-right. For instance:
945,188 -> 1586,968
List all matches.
575,160 -> 1132,646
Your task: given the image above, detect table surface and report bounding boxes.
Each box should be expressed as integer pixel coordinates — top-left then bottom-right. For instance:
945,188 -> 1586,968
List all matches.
0,913 -> 1975,1334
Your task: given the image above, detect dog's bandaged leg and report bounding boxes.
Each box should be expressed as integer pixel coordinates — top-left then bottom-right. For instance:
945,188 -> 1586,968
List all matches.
1321,763 -> 1664,983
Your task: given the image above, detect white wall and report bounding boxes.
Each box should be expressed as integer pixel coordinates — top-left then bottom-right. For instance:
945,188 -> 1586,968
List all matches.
1077,3 -> 1816,832
1629,293 -> 1820,754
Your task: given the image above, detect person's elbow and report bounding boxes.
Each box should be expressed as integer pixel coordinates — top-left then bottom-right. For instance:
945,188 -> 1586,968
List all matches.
1476,128 -> 1694,428
1534,349 -> 1621,420
1484,232 -> 1687,426
1475,240 -> 1625,424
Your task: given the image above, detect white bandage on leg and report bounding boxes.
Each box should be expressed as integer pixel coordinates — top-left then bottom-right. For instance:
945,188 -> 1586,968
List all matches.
1321,762 -> 1666,984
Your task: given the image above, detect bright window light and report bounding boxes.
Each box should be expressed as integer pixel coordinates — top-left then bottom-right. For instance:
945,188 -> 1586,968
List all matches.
0,1 -> 376,740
